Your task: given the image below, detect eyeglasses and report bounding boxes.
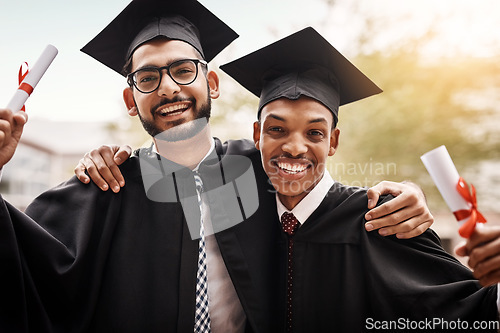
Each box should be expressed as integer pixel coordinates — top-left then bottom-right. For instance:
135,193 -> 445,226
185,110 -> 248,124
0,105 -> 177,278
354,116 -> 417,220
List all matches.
127,59 -> 208,94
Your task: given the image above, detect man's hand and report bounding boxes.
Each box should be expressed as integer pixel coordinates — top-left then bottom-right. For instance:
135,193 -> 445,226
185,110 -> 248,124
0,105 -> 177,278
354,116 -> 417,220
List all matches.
364,181 -> 434,239
455,225 -> 500,287
0,108 -> 28,169
74,144 -> 131,192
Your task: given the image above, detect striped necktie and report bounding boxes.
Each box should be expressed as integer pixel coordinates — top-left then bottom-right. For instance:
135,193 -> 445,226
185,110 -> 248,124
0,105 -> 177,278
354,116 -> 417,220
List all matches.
194,173 -> 211,332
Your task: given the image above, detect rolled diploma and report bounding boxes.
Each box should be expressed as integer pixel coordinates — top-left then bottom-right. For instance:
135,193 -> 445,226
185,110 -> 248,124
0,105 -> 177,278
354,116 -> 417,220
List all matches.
6,44 -> 58,112
420,145 -> 471,226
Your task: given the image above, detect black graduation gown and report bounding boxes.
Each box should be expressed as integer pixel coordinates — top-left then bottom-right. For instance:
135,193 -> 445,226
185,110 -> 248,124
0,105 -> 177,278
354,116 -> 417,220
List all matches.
287,182 -> 498,332
0,138 -> 284,333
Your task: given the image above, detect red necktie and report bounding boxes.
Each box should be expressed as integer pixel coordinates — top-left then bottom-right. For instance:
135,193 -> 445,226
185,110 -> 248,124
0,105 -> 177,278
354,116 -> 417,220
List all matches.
281,212 -> 300,333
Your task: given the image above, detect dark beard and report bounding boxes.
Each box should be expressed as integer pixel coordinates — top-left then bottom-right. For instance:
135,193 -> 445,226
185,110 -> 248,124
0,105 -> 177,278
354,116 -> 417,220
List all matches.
137,94 -> 211,142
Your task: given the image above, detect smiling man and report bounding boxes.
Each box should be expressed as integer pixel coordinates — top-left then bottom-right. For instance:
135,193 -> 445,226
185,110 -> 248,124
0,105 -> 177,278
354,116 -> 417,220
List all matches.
256,96 -> 339,210
123,39 -> 214,144
220,27 -> 500,332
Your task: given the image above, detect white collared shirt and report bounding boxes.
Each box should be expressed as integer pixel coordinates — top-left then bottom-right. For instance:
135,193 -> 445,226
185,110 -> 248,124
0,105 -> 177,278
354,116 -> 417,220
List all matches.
276,171 -> 334,225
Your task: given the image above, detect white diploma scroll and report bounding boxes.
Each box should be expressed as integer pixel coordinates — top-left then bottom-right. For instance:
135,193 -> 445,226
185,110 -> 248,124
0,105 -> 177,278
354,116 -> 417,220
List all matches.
6,44 -> 58,112
420,145 -> 470,226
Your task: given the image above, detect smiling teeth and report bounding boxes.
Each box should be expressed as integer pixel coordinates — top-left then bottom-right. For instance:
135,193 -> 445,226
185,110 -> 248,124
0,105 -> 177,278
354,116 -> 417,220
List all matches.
163,110 -> 183,116
159,103 -> 189,115
277,162 -> 308,174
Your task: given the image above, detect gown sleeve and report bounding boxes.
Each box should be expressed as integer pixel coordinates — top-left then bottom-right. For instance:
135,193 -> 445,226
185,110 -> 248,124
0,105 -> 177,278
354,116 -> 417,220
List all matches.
0,175 -> 124,332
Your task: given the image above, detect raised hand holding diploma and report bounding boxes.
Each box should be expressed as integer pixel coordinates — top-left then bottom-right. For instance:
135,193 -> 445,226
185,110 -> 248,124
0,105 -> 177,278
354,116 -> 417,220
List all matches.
421,145 -> 486,238
6,44 -> 58,112
1,44 -> 57,171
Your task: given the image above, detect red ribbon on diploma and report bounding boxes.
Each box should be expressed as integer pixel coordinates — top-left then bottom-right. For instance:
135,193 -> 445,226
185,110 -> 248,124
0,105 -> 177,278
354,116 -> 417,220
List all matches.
18,62 -> 33,111
454,177 -> 487,238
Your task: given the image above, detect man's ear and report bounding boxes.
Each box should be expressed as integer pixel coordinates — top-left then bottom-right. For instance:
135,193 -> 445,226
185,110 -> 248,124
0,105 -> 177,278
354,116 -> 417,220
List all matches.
207,70 -> 220,100
329,128 -> 340,156
123,87 -> 138,116
253,121 -> 261,150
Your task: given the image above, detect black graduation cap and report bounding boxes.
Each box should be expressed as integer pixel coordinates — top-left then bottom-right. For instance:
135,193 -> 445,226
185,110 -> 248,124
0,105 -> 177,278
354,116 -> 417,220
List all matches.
220,27 -> 382,123
81,0 -> 238,76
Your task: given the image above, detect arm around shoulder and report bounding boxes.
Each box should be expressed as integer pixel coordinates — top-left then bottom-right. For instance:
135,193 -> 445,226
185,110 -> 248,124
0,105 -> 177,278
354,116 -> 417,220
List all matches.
74,144 -> 132,193
365,180 -> 434,239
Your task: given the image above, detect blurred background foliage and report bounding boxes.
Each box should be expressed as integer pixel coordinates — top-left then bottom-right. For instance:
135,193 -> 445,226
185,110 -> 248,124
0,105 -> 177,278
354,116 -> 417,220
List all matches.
335,52 -> 500,213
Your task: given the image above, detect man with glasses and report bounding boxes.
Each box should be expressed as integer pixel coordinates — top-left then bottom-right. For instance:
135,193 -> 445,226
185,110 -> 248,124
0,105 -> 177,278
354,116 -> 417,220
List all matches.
0,0 -> 433,332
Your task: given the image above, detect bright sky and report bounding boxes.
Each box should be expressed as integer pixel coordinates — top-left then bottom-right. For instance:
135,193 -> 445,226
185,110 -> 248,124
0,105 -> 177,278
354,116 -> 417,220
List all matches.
0,0 -> 499,122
